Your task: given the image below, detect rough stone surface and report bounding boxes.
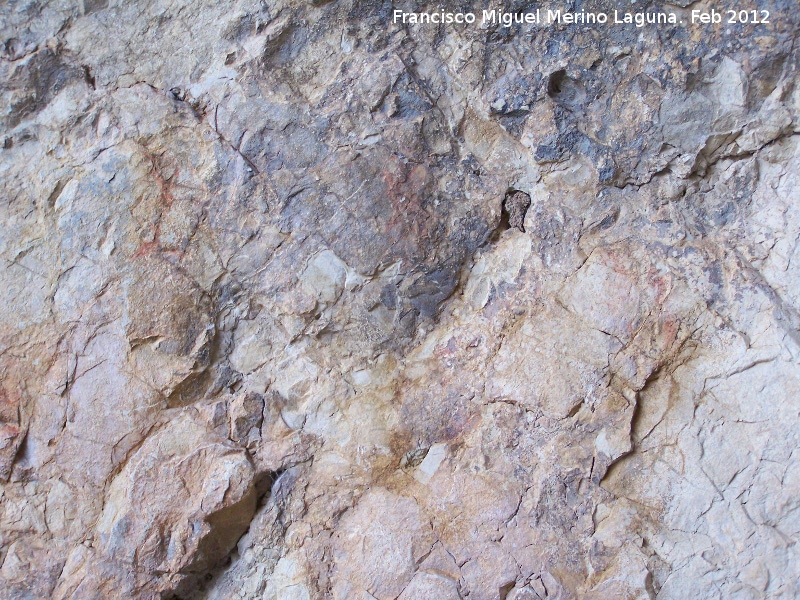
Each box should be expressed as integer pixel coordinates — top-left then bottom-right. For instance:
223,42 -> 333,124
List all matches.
1,1 -> 799,598
503,190 -> 531,233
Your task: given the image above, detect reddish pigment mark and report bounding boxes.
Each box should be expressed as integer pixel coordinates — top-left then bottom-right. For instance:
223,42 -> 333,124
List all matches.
0,385 -> 20,424
132,150 -> 180,259
382,156 -> 431,246
435,336 -> 459,357
657,316 -> 681,349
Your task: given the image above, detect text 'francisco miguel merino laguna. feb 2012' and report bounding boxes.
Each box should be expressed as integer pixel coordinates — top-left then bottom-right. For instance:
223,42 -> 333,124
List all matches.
392,8 -> 774,27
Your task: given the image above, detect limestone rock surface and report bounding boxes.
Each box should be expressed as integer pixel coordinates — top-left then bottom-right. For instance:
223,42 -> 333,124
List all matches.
1,1 -> 800,599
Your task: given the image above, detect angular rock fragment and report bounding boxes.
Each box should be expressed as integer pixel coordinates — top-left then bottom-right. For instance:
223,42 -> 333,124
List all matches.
503,190 -> 532,233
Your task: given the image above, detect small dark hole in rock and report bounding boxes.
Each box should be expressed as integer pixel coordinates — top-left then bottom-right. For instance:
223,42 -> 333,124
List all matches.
547,70 -> 585,107
82,65 -> 95,89
547,69 -> 567,97
255,467 -> 286,504
499,581 -> 516,600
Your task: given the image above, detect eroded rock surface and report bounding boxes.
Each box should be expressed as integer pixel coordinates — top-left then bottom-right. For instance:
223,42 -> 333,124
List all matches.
1,1 -> 799,598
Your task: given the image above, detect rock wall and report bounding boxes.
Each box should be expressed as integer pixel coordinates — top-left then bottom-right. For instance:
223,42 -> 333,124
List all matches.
1,1 -> 799,598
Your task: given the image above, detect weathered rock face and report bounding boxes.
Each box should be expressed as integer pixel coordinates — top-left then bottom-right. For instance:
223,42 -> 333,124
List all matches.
1,0 -> 799,598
